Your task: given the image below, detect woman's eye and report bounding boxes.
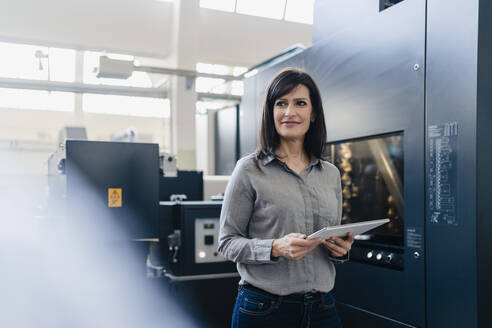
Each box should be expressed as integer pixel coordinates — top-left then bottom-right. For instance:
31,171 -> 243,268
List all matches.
275,101 -> 287,107
296,100 -> 307,106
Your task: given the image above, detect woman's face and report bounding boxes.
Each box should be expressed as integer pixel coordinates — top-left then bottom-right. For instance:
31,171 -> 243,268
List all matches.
273,84 -> 314,143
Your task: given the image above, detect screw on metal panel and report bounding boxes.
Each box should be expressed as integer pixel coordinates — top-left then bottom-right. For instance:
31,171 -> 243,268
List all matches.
413,64 -> 420,71
413,251 -> 420,259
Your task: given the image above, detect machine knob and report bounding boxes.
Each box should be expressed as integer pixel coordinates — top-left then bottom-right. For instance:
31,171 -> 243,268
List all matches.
366,251 -> 374,259
376,253 -> 383,261
413,251 -> 420,259
386,253 -> 394,263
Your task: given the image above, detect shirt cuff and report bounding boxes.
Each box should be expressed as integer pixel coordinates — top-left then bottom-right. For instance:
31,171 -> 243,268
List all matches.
328,251 -> 350,264
254,239 -> 278,263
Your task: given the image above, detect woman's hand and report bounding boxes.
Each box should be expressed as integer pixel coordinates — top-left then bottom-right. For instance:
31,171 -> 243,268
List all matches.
323,232 -> 354,257
272,233 -> 323,260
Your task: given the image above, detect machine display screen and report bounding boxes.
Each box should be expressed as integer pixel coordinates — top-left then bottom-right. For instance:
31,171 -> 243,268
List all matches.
324,133 -> 404,246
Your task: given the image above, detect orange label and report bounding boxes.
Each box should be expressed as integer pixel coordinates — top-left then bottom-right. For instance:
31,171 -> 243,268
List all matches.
108,188 -> 122,207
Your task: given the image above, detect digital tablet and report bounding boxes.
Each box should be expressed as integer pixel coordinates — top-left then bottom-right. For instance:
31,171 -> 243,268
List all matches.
307,218 -> 390,240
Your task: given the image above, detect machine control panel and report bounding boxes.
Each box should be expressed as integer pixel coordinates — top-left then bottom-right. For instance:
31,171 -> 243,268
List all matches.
350,244 -> 404,270
194,218 -> 226,263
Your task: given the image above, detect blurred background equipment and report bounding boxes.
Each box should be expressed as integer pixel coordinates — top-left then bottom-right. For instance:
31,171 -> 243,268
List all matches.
110,126 -> 139,142
160,170 -> 203,202
58,126 -> 87,144
64,140 -> 159,239
97,55 -> 134,79
203,175 -> 230,202
214,104 -> 240,175
47,139 -> 237,327
159,152 -> 178,177
155,201 -> 238,328
157,201 -> 236,276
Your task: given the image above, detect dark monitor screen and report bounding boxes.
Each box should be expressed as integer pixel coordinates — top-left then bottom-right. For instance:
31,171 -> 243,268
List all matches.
324,132 -> 404,246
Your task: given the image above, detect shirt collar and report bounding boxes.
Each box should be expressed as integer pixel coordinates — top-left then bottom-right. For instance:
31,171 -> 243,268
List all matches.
259,150 -> 322,168
259,150 -> 277,166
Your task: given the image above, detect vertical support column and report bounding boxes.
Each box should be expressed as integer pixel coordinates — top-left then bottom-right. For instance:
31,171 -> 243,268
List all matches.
74,50 -> 84,125
168,0 -> 200,170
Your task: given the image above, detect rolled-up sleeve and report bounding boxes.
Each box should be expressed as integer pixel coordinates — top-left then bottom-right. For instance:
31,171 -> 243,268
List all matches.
218,159 -> 276,264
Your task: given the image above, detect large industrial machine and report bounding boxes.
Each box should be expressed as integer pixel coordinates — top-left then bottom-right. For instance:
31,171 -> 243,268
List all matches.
240,0 -> 492,327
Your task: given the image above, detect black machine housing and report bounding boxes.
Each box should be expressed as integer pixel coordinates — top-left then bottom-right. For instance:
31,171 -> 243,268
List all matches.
63,140 -> 160,240
158,201 -> 236,276
159,170 -> 204,202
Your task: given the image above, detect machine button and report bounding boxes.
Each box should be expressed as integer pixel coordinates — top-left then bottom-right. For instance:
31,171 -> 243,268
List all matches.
386,253 -> 394,263
204,235 -> 214,245
367,251 -> 374,259
376,253 -> 383,261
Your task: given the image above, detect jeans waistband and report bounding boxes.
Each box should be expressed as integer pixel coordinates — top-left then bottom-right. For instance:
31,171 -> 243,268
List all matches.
242,284 -> 325,302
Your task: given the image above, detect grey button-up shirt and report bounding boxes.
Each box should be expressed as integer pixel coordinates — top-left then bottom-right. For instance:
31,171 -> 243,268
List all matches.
218,152 -> 344,296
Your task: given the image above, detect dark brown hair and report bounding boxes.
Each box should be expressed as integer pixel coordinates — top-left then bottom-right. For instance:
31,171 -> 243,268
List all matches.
256,68 -> 327,159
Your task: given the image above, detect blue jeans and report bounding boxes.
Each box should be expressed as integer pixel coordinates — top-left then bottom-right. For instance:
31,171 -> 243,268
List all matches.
231,284 -> 343,328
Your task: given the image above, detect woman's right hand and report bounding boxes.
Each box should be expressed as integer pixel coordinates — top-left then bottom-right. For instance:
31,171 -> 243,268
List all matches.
272,233 -> 323,260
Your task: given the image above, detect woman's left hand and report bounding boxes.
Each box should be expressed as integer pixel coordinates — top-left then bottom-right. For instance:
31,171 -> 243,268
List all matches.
323,232 -> 354,257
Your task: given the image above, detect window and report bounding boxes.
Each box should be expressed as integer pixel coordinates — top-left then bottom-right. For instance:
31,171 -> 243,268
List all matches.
233,66 -> 248,76
83,51 -> 152,87
200,0 -> 236,12
199,0 -> 314,24
196,100 -> 237,114
231,81 -> 244,96
236,0 -> 286,20
196,77 -> 227,94
285,0 -> 314,24
83,94 -> 170,118
195,62 -> 246,95
0,42 -> 75,82
0,88 -> 74,112
196,63 -> 231,76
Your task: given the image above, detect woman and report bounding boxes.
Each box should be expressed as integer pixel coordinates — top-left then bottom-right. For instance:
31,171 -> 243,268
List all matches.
218,68 -> 354,328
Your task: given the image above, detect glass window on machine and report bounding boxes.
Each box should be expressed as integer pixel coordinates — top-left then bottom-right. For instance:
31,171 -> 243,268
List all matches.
324,132 -> 404,246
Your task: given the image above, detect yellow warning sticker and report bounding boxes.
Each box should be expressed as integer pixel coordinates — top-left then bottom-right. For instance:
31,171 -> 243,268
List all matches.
108,188 -> 122,207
